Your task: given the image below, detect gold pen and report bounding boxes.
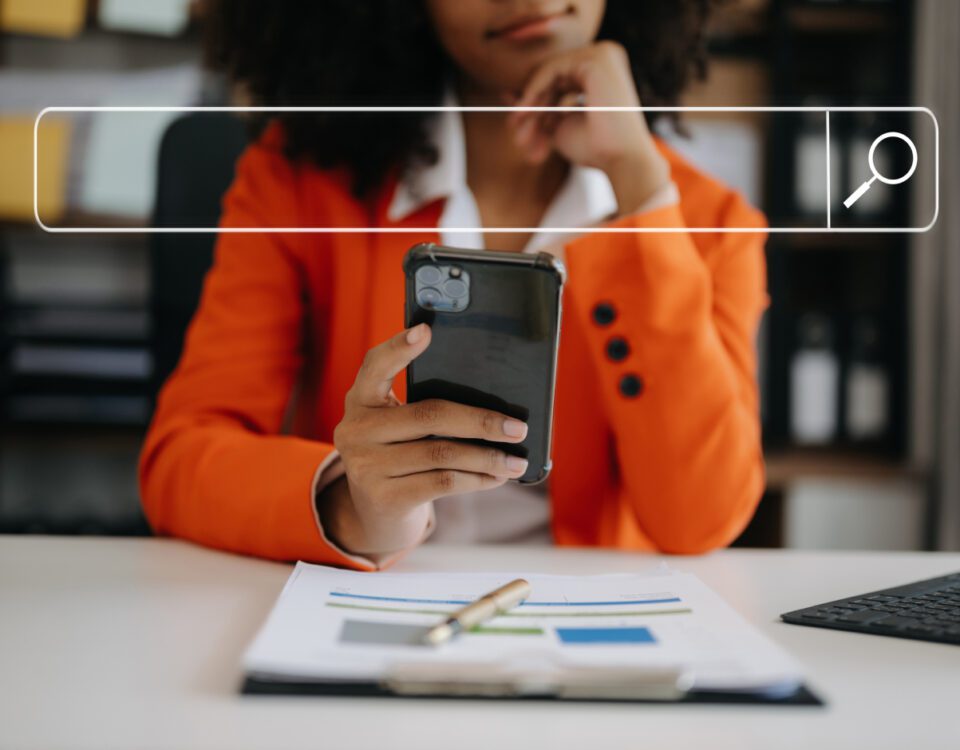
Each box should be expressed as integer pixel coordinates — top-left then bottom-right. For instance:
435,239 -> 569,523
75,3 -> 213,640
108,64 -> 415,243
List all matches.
423,578 -> 532,646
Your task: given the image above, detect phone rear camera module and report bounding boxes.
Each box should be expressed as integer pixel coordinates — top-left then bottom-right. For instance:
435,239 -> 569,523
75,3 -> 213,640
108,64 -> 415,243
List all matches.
414,263 -> 470,312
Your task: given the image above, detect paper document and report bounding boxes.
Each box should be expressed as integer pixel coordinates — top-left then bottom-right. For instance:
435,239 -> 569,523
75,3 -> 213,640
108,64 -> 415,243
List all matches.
77,65 -> 201,219
98,0 -> 191,37
244,563 -> 804,696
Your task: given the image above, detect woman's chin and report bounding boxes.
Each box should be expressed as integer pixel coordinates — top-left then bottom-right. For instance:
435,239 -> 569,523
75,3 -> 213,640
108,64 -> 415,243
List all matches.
478,40 -> 594,94
466,55 -> 561,97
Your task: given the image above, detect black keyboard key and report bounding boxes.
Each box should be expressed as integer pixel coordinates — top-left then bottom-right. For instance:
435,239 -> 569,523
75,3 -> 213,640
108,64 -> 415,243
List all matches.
838,610 -> 888,624
871,616 -> 921,629
904,624 -> 941,635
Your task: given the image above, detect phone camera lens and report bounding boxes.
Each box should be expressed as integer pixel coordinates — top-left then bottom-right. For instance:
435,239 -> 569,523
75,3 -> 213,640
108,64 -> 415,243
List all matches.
443,278 -> 468,299
416,266 -> 443,286
417,287 -> 442,308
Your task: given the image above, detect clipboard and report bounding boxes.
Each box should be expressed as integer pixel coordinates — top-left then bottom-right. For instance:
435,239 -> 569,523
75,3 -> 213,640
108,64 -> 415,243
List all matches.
240,673 -> 823,706
241,563 -> 824,707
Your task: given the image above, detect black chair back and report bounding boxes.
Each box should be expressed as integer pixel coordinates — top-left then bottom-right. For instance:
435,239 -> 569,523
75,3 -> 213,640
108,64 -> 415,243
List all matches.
150,113 -> 249,395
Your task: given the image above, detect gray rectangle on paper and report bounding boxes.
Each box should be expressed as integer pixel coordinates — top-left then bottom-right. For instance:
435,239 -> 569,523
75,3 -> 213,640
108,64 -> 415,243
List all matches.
339,619 -> 431,647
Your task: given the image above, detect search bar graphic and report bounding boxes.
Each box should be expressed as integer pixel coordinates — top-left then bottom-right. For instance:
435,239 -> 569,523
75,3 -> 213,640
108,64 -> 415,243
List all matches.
33,106 -> 939,234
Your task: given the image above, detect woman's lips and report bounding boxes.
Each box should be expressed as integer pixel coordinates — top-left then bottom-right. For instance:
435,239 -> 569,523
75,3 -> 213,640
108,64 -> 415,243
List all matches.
489,10 -> 571,42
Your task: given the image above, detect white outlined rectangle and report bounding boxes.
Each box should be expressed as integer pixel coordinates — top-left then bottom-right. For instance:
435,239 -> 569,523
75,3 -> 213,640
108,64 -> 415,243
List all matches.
34,106 -> 939,234
825,110 -> 832,230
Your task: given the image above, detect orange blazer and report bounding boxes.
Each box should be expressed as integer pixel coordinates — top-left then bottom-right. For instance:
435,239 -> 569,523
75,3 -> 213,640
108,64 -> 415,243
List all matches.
139,126 -> 768,568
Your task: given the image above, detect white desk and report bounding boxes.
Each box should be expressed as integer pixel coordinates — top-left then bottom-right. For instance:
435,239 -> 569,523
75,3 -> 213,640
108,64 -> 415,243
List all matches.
2,537 -> 959,750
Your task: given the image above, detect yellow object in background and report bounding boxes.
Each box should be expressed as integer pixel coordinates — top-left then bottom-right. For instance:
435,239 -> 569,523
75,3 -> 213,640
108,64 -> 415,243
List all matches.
0,117 -> 71,224
0,0 -> 87,38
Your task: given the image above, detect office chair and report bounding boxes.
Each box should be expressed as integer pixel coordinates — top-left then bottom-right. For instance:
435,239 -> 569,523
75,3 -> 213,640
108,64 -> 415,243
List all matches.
150,112 -> 249,396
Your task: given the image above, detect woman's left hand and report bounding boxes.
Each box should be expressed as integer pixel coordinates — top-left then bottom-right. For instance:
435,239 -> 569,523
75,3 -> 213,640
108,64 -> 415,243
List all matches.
507,41 -> 671,215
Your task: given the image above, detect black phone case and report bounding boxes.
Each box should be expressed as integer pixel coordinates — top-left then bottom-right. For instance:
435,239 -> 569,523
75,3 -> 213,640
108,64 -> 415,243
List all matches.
403,243 -> 565,484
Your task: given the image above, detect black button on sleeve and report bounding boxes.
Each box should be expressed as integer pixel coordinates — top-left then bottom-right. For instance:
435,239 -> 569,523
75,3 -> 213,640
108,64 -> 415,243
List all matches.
592,302 -> 617,327
619,374 -> 644,398
606,336 -> 630,362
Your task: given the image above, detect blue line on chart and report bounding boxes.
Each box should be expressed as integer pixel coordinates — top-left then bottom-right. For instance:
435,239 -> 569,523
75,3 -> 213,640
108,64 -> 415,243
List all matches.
327,592 -> 682,607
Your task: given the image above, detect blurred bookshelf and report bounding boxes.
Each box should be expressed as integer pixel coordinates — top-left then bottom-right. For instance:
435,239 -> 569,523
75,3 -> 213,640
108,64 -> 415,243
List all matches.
763,0 -> 913,451
0,0 -> 208,535
0,0 -> 933,545
730,0 -> 928,548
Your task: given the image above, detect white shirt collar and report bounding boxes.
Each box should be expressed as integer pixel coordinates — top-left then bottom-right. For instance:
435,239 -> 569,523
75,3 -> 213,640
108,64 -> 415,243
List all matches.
387,90 -> 468,223
387,92 -> 618,253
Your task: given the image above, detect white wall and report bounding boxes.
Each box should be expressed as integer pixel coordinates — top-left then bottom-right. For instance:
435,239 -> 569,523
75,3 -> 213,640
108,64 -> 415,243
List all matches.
785,478 -> 925,550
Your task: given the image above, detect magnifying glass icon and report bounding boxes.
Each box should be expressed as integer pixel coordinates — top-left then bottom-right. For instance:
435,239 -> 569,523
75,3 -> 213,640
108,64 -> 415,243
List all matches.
843,131 -> 918,209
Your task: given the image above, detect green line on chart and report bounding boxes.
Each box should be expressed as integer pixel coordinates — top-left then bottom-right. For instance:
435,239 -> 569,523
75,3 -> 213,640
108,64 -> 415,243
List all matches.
469,626 -> 544,635
326,602 -> 692,618
500,608 -> 692,618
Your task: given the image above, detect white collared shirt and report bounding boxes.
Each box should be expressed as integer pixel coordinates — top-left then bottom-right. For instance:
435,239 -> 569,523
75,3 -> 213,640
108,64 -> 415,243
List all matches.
388,94 -> 621,254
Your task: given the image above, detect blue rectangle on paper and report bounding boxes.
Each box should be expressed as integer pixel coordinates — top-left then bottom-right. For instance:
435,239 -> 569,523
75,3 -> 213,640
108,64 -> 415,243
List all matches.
556,626 -> 655,645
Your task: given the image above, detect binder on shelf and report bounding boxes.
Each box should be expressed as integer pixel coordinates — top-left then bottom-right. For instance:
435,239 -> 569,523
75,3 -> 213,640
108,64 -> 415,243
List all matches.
10,344 -> 151,381
0,0 -> 86,39
0,117 -> 70,223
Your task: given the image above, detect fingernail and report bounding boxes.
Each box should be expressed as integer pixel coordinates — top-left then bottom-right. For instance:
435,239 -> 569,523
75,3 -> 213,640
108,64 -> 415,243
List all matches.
503,419 -> 527,439
506,455 -> 529,474
406,324 -> 425,344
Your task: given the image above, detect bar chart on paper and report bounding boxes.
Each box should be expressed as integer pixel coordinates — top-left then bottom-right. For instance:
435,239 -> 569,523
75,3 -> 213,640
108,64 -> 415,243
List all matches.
326,586 -> 691,647
243,563 -> 805,695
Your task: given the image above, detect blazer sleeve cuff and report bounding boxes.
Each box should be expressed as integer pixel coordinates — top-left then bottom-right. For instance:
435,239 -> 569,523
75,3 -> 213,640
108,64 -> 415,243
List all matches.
309,451 -> 436,571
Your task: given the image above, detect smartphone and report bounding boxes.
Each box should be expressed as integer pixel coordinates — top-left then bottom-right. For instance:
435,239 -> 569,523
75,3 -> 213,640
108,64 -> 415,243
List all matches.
403,243 -> 565,485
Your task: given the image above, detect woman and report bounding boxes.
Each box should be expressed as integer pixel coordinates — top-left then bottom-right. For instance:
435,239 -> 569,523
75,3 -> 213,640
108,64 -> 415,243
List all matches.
140,0 -> 768,568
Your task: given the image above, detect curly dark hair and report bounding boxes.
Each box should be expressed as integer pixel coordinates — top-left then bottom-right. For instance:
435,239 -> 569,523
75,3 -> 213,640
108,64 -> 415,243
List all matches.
206,1 -> 718,198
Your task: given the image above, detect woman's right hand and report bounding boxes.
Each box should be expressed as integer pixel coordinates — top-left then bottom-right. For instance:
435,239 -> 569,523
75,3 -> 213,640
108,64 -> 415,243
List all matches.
318,323 -> 530,557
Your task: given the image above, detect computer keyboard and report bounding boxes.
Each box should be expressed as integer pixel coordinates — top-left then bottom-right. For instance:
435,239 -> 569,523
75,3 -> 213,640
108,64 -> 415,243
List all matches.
781,571 -> 960,645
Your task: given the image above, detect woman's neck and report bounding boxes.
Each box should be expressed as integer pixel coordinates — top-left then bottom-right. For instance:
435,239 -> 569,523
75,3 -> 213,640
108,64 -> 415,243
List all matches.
457,78 -> 568,251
